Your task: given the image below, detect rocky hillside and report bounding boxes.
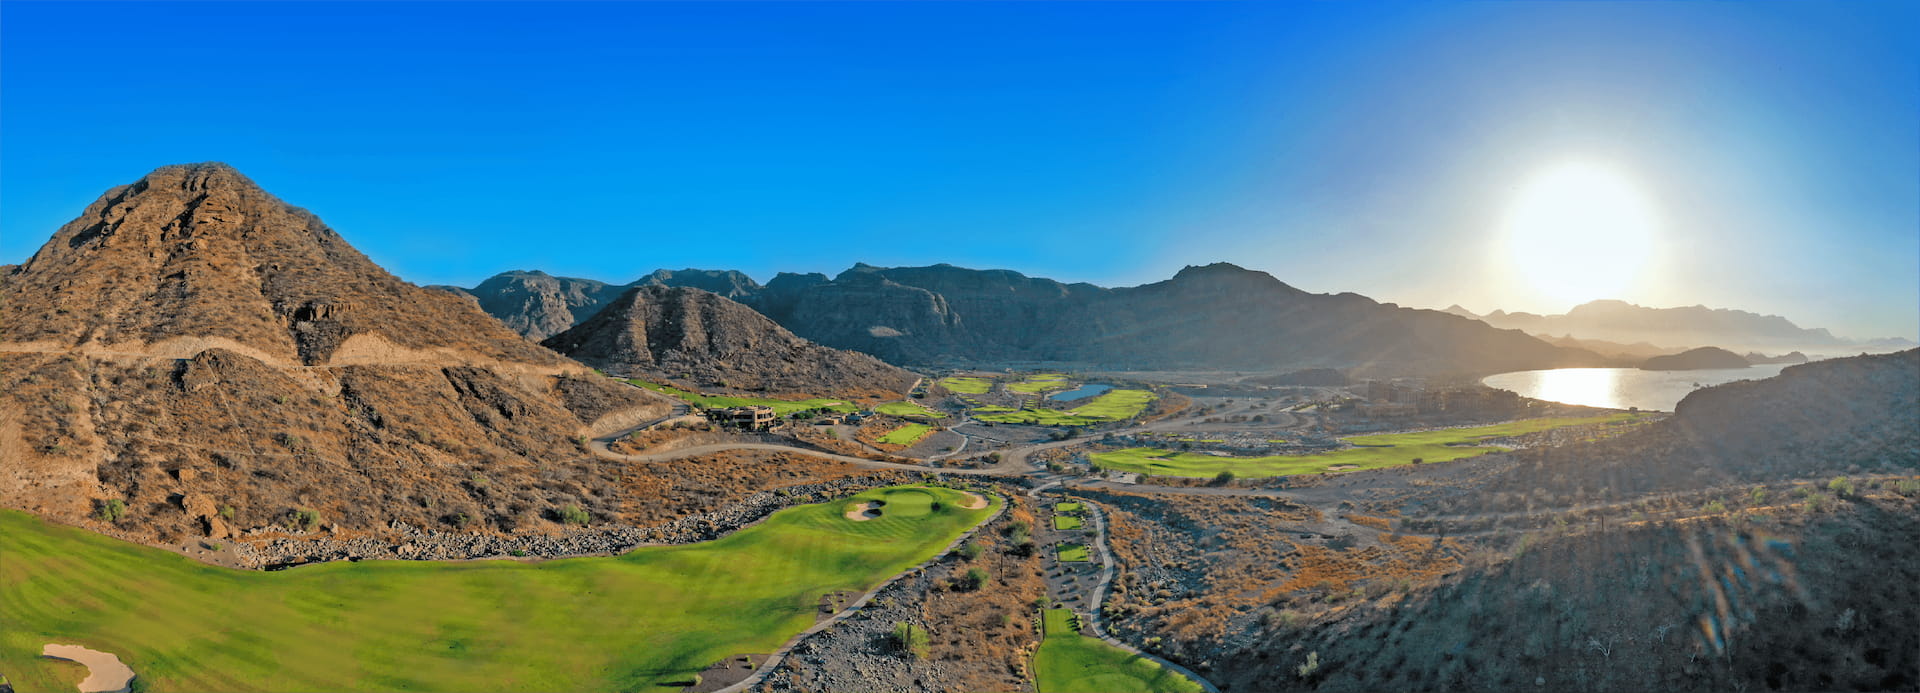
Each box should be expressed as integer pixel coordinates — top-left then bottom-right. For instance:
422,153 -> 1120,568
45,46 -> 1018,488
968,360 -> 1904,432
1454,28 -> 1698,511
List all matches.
1641,346 -> 1750,371
542,285 -> 916,398
753,262 -> 1602,374
443,268 -> 763,341
0,163 -> 666,544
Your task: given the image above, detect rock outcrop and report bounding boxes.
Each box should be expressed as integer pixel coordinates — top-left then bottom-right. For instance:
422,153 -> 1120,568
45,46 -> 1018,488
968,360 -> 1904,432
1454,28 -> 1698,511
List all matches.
0,163 -> 666,544
542,285 -> 916,398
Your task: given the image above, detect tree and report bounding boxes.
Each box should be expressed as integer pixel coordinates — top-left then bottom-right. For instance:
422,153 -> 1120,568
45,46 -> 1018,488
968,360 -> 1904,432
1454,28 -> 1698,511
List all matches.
891,622 -> 930,659
1213,470 -> 1236,486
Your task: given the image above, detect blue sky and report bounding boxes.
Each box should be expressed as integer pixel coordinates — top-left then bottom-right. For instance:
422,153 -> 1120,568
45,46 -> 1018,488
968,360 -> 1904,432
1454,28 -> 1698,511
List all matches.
3,1 -> 1915,339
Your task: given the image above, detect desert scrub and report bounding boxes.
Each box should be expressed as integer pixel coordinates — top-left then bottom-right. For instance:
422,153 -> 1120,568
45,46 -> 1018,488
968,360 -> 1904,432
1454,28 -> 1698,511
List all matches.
557,504 -> 590,526
94,498 -> 127,523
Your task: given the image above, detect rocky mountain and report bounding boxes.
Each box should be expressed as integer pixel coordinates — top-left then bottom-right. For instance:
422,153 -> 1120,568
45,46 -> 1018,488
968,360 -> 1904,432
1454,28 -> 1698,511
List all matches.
0,163 -> 666,544
751,262 -> 1603,374
441,268 -> 765,340
1444,300 -> 1916,354
1640,346 -> 1750,371
542,285 -> 916,398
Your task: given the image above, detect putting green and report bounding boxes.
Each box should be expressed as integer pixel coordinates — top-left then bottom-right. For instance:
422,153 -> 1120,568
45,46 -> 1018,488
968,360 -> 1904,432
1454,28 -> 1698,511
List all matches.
1054,502 -> 1084,513
1054,515 -> 1084,531
877,423 -> 935,446
875,401 -> 944,419
1033,609 -> 1201,693
0,485 -> 997,693
1091,413 -> 1645,478
1007,374 -> 1072,394
1058,544 -> 1091,562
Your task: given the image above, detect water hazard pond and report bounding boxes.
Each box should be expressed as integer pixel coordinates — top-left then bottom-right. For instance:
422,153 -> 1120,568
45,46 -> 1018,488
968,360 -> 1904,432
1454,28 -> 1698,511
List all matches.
1049,384 -> 1113,402
1482,364 -> 1790,412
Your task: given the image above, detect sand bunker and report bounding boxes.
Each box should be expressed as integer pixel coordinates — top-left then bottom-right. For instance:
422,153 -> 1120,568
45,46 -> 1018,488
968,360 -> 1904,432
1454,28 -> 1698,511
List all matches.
1327,464 -> 1360,471
843,502 -> 881,521
957,492 -> 988,510
41,643 -> 135,693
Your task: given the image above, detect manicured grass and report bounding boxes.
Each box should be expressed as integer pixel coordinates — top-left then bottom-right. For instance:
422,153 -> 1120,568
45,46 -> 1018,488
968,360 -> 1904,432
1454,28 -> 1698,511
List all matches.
878,423 -> 935,447
1091,413 -> 1646,479
969,405 -> 1018,413
0,486 -> 997,693
975,389 -> 1158,427
939,377 -> 993,394
1054,515 -> 1084,531
624,379 -> 858,416
1034,609 -> 1202,693
875,401 -> 944,419
1007,374 -> 1073,394
1054,502 -> 1084,513
1057,544 -> 1091,562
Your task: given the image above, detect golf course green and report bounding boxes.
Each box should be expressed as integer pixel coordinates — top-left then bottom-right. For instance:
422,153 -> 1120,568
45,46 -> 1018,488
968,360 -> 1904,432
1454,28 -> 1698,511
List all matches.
974,389 -> 1158,426
1092,413 -> 1644,478
1033,609 -> 1202,693
0,486 -> 998,692
938,376 -> 993,394
878,423 -> 935,446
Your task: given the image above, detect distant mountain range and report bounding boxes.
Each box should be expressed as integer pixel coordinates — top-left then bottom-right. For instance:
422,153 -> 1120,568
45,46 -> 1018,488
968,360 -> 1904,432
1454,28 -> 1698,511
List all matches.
1441,300 -> 1916,355
450,263 -> 1607,375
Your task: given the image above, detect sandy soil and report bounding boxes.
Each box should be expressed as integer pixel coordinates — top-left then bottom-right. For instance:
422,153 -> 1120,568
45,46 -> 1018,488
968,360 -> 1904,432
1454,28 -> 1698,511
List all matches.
957,492 -> 988,510
842,502 -> 880,521
41,643 -> 135,693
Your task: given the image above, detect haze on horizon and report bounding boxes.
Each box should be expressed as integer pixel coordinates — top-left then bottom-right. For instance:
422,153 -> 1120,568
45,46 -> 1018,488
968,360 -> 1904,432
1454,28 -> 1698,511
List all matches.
2,1 -> 1914,339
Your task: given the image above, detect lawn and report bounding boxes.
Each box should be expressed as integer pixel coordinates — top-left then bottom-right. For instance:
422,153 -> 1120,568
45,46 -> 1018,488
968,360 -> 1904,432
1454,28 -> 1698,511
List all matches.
624,379 -> 858,416
1033,609 -> 1202,693
939,377 -> 993,394
1054,515 -> 1084,531
875,401 -> 945,419
1091,413 -> 1646,479
974,389 -> 1157,426
878,423 -> 935,447
1006,374 -> 1073,394
969,405 -> 1018,413
0,486 -> 997,693
1054,502 -> 1084,513
1057,544 -> 1091,562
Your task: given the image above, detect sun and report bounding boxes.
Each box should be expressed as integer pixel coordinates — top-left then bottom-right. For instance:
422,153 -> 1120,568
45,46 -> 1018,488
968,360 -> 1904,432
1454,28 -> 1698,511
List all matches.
1502,161 -> 1660,306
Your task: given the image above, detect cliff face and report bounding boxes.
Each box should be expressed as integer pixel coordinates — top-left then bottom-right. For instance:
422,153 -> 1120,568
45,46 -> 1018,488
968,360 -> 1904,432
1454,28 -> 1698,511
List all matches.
457,271 -> 628,341
0,163 -> 665,544
542,285 -> 916,398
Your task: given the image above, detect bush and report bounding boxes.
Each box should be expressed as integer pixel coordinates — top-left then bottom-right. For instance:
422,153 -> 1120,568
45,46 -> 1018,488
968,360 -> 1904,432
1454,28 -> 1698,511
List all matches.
959,541 -> 985,561
958,567 -> 989,591
891,622 -> 930,659
95,498 -> 127,523
1297,650 -> 1320,678
292,508 -> 322,531
1828,476 -> 1855,497
1213,470 -> 1236,486
557,504 -> 591,526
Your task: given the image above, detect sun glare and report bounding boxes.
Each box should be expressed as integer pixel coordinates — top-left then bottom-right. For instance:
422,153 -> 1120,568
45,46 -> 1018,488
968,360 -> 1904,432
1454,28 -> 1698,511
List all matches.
1503,161 -> 1659,306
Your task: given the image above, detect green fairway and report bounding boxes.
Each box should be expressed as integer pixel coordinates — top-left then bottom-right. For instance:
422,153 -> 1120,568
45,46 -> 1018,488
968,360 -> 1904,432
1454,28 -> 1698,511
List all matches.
1057,543 -> 1091,562
939,376 -> 993,394
0,486 -> 997,693
1007,374 -> 1072,394
1054,515 -> 1084,531
969,405 -> 1018,413
1054,502 -> 1084,513
974,389 -> 1157,426
878,423 -> 934,446
624,379 -> 859,416
1033,609 -> 1202,693
1091,413 -> 1645,478
875,401 -> 945,419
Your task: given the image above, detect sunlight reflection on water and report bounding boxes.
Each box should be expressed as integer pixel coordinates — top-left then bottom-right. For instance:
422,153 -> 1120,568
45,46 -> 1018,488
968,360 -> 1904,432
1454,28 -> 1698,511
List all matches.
1481,365 -> 1790,412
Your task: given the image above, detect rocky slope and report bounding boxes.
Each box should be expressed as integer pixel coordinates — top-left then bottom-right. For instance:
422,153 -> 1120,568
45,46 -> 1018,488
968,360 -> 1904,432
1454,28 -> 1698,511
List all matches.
442,268 -> 764,341
0,162 -> 667,544
541,285 -> 916,398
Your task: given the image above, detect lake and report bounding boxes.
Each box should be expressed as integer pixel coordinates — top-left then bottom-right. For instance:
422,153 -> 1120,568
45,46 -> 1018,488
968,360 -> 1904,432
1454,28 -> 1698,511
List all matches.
1050,384 -> 1113,402
1482,364 -> 1791,412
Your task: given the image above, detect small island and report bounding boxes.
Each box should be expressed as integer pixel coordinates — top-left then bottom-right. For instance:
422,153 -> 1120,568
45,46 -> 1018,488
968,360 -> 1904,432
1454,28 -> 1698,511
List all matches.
1640,346 -> 1751,371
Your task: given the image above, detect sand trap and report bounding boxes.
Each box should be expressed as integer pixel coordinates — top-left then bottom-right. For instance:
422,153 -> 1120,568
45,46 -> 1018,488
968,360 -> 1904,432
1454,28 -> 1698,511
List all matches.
42,643 -> 135,693
957,492 -> 988,510
1327,464 -> 1359,471
843,502 -> 880,521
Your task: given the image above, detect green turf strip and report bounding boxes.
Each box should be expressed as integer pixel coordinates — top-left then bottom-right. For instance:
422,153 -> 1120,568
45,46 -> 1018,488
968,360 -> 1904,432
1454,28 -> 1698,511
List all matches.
623,379 -> 858,416
1091,413 -> 1645,479
874,401 -> 944,419
1057,544 -> 1091,562
974,389 -> 1158,426
1053,516 -> 1084,531
0,486 -> 996,693
1033,609 -> 1201,693
878,423 -> 934,446
1054,502 -> 1084,513
939,377 -> 993,394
